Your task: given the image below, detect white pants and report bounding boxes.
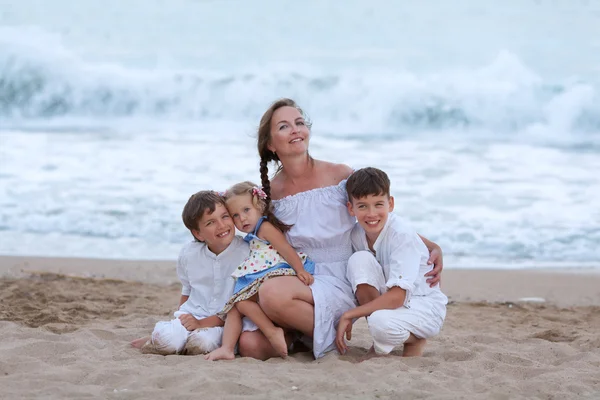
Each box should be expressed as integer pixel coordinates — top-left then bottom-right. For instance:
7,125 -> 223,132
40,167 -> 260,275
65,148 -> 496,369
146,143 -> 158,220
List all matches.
347,251 -> 446,355
143,311 -> 257,355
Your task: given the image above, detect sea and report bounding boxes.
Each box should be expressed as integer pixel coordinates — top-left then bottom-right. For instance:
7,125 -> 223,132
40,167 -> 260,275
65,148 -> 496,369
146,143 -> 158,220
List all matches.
1,0 -> 599,268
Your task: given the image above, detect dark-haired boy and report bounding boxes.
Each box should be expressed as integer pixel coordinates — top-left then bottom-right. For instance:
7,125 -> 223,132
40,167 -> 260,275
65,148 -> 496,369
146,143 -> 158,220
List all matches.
336,167 -> 447,357
131,191 -> 255,355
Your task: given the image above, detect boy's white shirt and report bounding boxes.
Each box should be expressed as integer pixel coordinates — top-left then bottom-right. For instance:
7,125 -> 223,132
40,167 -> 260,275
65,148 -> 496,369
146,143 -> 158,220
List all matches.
176,235 -> 249,319
350,213 -> 446,307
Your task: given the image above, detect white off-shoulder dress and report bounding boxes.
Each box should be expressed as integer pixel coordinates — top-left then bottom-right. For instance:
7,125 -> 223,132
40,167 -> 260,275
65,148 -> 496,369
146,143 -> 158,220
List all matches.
273,179 -> 358,358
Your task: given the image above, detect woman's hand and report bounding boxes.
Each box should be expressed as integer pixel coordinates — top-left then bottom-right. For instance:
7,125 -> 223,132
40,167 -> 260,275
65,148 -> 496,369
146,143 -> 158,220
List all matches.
335,313 -> 353,354
296,270 -> 314,286
425,246 -> 443,287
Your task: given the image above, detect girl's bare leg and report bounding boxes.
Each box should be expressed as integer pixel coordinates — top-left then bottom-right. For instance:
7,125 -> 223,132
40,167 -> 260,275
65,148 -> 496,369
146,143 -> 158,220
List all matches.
204,308 -> 242,361
236,297 -> 288,358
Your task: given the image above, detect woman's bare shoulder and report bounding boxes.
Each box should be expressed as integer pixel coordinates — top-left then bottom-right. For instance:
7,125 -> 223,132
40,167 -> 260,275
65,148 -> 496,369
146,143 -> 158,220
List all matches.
317,160 -> 353,184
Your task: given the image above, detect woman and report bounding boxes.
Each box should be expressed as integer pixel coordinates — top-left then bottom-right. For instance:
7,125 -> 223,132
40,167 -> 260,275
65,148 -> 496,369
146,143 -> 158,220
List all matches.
238,98 -> 443,360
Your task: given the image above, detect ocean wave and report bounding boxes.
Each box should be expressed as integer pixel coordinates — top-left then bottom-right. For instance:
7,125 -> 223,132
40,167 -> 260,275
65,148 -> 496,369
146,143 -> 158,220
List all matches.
1,28 -> 599,135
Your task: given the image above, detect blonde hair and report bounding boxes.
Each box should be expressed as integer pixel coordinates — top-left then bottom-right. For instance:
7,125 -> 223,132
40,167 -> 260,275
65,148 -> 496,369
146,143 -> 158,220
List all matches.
225,181 -> 292,233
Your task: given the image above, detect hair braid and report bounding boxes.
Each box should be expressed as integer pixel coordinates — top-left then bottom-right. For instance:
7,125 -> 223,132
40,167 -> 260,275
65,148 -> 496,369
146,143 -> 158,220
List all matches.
259,157 -> 272,212
255,98 -> 311,234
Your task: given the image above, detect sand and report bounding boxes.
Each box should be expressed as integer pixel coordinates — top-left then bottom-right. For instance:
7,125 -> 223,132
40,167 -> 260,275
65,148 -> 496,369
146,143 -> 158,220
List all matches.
1,256 -> 599,399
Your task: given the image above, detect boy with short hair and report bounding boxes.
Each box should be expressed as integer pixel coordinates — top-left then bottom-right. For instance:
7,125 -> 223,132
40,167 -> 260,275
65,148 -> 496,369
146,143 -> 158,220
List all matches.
131,190 -> 254,355
336,167 -> 447,357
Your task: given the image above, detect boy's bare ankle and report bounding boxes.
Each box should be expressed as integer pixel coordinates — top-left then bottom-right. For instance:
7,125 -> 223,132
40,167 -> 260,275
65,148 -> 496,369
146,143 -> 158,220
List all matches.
402,338 -> 426,357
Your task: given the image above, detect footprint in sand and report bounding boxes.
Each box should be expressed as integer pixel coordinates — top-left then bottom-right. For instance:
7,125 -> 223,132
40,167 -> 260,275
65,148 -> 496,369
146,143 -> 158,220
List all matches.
489,352 -> 534,367
441,350 -> 477,362
532,329 -> 577,343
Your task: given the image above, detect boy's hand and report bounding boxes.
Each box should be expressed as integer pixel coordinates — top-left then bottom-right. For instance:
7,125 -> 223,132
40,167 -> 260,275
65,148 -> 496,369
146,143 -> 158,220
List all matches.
425,246 -> 443,287
335,314 -> 353,354
296,270 -> 314,286
178,314 -> 201,331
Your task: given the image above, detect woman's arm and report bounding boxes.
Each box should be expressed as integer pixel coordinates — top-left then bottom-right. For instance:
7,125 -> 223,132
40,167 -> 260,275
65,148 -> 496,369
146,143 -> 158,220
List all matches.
258,221 -> 314,285
418,234 -> 443,287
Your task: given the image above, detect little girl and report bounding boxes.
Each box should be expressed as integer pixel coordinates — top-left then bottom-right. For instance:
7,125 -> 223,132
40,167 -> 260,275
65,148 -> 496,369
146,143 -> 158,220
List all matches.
205,181 -> 315,361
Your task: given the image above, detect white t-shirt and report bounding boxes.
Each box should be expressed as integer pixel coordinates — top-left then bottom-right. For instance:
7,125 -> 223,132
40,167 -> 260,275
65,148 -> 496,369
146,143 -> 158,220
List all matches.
350,213 -> 446,308
176,236 -> 249,319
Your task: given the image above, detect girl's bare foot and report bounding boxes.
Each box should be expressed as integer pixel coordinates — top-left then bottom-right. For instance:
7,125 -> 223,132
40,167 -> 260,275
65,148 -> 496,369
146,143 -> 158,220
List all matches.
130,336 -> 150,349
204,347 -> 236,361
265,327 -> 288,358
402,337 -> 426,357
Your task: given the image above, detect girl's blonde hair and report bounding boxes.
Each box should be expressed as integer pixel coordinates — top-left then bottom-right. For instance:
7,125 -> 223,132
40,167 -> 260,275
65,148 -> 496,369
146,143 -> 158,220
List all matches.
225,181 -> 292,233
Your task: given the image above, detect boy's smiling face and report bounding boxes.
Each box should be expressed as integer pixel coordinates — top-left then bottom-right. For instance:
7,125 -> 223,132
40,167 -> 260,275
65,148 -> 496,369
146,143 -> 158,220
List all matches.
192,203 -> 235,254
347,194 -> 395,240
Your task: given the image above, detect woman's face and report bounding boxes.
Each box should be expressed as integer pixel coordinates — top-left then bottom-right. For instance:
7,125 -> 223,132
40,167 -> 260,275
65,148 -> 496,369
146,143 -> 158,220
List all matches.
267,106 -> 310,157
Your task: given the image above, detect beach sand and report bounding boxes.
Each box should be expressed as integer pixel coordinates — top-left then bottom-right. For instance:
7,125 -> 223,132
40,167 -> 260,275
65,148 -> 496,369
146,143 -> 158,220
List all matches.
1,256 -> 599,399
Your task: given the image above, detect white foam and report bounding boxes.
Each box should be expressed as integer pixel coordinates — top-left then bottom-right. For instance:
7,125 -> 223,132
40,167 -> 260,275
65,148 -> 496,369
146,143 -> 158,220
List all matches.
1,129 -> 599,263
518,297 -> 546,303
1,2 -> 600,264
1,27 -> 599,140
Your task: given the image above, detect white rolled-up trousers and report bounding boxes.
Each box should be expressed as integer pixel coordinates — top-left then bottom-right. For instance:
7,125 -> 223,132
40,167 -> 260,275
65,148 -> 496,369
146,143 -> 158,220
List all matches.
347,251 -> 446,355
148,311 -> 257,355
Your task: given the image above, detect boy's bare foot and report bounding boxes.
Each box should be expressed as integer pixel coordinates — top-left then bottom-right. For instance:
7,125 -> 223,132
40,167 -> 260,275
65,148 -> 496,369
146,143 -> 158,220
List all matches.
130,336 -> 150,349
204,347 -> 236,361
402,337 -> 426,357
265,327 -> 288,358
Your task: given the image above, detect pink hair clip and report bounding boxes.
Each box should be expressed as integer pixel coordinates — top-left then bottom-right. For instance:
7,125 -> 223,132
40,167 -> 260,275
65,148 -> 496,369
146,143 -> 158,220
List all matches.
216,190 -> 227,197
252,187 -> 267,200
